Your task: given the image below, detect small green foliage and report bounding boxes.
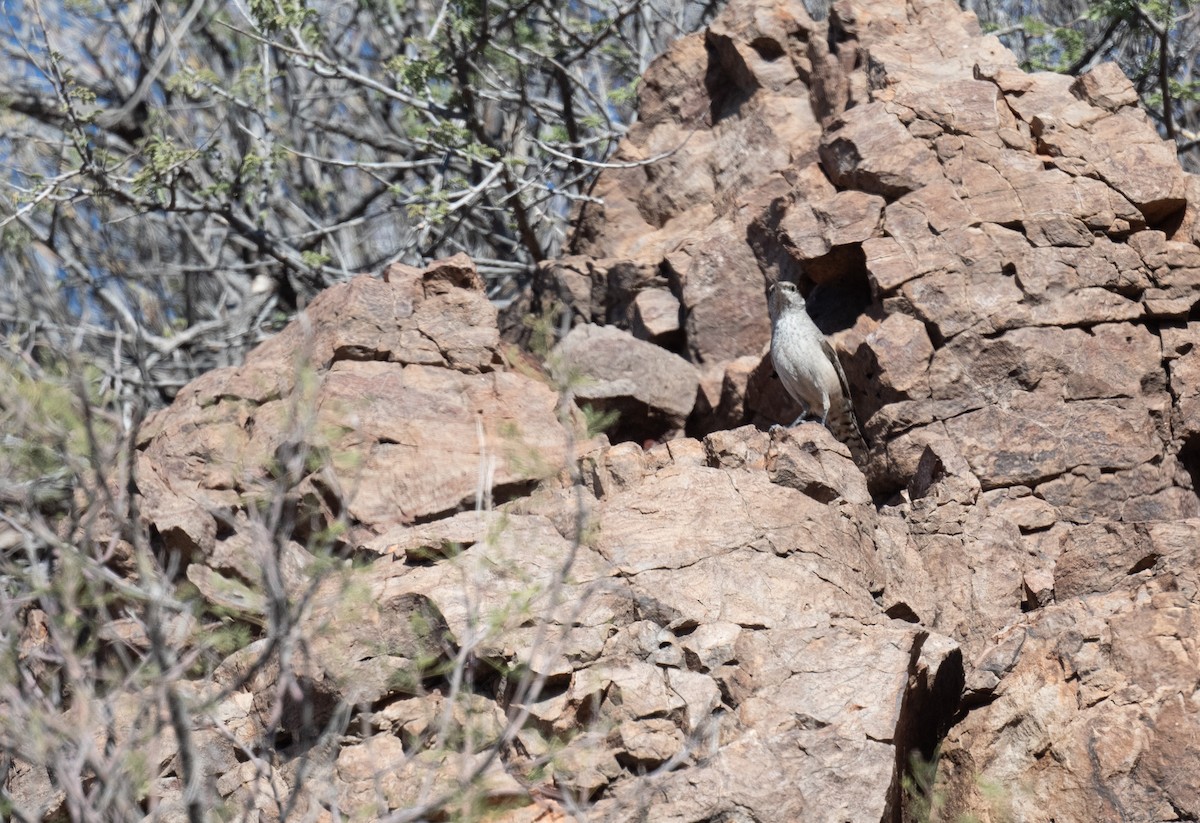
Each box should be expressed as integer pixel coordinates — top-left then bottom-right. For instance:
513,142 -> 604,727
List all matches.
0,358 -> 111,504
904,749 -> 943,822
522,301 -> 563,359
386,51 -> 445,91
1020,22 -> 1085,73
132,134 -> 191,200
247,0 -> 317,33
1170,77 -> 1200,103
407,185 -> 450,224
609,79 -> 640,107
465,141 -> 500,162
165,68 -> 222,99
0,219 -> 32,253
580,403 -> 619,438
300,250 -> 330,268
1021,15 -> 1049,37
66,79 -> 96,106
239,150 -> 264,179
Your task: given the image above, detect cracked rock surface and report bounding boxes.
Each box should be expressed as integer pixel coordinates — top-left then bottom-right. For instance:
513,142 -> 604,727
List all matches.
13,0 -> 1200,821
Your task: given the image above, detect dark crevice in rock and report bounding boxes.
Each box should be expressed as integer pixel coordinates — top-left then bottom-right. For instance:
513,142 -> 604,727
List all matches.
1176,434 -> 1200,502
885,602 -> 921,623
290,479 -> 344,549
807,248 -> 875,330
922,319 -> 946,349
668,620 -> 699,637
748,37 -> 784,61
330,345 -> 392,364
273,680 -> 352,755
583,396 -> 679,446
491,478 -> 542,509
703,36 -> 757,124
403,480 -> 539,529
213,514 -> 237,542
806,256 -> 874,336
200,390 -> 283,410
408,507 -> 463,528
888,635 -> 965,823
1126,553 -> 1160,574
401,544 -> 446,566
1143,201 -> 1187,236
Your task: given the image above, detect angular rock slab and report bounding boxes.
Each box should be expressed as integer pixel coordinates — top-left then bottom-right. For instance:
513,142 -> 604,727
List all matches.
551,323 -> 699,439
315,359 -> 566,526
589,619 -> 962,823
136,259 -> 572,552
936,520 -> 1200,822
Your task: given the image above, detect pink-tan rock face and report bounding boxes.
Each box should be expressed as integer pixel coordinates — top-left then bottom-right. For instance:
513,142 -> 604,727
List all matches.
17,0 -> 1200,822
524,0 -> 1200,528
136,255 -> 569,553
551,0 -> 1200,520
515,0 -> 1200,818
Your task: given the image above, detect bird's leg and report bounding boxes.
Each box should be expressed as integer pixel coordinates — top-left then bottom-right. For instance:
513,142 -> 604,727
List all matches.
817,394 -> 831,427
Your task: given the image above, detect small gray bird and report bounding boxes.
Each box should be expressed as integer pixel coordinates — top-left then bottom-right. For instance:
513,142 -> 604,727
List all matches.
767,281 -> 867,461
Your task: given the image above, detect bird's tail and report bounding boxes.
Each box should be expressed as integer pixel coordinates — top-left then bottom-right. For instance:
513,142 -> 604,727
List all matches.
827,399 -> 868,465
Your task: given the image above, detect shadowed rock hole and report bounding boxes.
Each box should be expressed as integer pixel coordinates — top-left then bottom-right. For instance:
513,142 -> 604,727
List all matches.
585,397 -> 678,446
403,543 -> 451,566
703,38 -> 755,122
492,478 -> 541,508
804,249 -> 873,335
894,643 -> 965,822
1177,435 -> 1200,501
213,515 -> 237,542
921,320 -> 945,350
715,676 -> 742,710
885,602 -> 920,623
794,713 -> 829,730
330,345 -> 390,364
670,620 -> 699,637
800,480 -> 840,504
291,478 -> 345,548
576,690 -> 603,728
826,5 -> 853,49
748,37 -> 784,60
274,677 -> 348,753
407,479 -> 537,527
1127,553 -> 1159,574
1149,203 -> 1186,237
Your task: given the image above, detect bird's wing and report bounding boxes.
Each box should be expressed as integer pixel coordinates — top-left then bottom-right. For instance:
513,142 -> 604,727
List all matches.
820,336 -> 855,407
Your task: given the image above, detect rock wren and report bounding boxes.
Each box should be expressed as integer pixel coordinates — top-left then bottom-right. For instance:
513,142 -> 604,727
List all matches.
767,281 -> 867,461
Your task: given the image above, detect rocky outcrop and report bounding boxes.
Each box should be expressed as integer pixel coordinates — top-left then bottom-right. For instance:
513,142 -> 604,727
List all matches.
135,254 -> 568,553
11,0 -> 1200,821
516,0 -> 1200,816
